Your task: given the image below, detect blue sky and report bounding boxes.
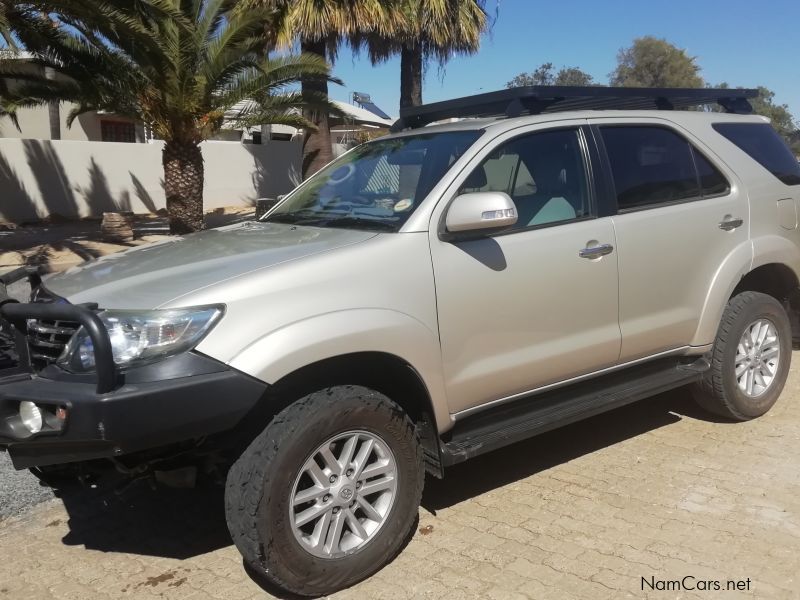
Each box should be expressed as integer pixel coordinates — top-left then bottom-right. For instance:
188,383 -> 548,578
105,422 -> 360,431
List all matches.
328,0 -> 800,120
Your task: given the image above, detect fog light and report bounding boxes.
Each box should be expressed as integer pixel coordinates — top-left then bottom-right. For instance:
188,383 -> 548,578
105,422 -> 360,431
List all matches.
19,401 -> 43,434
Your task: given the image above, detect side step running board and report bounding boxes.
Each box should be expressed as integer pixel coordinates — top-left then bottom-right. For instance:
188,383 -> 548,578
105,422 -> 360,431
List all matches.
441,357 -> 709,466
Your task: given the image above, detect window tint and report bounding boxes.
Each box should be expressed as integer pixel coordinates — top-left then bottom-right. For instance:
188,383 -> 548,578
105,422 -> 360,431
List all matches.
691,148 -> 730,197
459,128 -> 590,229
600,126 -> 700,209
713,123 -> 800,186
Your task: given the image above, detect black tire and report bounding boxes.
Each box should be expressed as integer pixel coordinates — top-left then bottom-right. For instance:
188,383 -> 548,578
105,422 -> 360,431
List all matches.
224,385 -> 424,597
693,291 -> 792,420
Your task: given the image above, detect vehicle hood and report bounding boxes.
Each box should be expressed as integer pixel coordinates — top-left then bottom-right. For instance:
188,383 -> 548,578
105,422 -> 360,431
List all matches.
43,221 -> 377,309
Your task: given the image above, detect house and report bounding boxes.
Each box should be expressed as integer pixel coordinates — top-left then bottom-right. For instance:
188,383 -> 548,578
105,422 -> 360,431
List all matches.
0,51 -> 146,143
211,99 -> 394,149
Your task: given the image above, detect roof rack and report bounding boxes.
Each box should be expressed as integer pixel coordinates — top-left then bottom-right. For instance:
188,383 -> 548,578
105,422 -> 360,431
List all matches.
390,86 -> 759,132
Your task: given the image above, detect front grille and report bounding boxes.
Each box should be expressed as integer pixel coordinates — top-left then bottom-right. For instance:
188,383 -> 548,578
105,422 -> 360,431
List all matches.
0,326 -> 18,370
27,318 -> 79,368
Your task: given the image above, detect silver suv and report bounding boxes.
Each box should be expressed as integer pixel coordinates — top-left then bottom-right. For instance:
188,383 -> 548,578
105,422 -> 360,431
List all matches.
2,86 -> 800,596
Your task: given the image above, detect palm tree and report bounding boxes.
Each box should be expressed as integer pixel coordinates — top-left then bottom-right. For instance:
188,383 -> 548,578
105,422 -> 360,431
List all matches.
357,0 -> 489,109
1,1 -> 338,234
249,0 -> 405,178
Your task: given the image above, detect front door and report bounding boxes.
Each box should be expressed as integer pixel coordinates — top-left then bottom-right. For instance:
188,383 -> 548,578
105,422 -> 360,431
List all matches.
429,125 -> 621,415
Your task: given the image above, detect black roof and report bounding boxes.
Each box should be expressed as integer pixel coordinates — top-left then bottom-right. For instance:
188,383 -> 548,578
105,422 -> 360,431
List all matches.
391,86 -> 759,132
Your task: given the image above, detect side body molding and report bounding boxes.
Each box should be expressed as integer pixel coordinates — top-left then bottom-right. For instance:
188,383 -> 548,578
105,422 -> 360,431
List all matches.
227,308 -> 452,433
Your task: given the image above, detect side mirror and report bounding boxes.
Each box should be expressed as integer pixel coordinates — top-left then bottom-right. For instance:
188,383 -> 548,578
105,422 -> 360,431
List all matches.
443,192 -> 518,239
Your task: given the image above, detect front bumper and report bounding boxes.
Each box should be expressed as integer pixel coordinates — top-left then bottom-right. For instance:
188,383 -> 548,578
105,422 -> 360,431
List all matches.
0,361 -> 267,469
0,267 -> 268,469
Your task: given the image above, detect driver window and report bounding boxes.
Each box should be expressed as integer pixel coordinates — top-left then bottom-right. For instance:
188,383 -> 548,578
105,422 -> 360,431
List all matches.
458,128 -> 591,230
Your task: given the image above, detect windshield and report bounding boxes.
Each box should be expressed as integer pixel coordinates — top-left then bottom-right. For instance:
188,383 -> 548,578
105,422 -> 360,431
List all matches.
264,130 -> 482,231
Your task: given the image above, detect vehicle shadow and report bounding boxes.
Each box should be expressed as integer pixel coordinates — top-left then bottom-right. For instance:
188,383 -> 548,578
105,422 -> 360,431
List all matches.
58,483 -> 231,560
51,387 -> 724,596
421,387 -> 725,512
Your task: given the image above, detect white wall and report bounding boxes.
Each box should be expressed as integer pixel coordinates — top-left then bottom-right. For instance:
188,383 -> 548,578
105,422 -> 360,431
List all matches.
0,138 -> 302,223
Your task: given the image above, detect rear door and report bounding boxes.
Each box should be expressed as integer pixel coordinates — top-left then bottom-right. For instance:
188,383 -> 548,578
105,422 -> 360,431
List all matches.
591,119 -> 749,361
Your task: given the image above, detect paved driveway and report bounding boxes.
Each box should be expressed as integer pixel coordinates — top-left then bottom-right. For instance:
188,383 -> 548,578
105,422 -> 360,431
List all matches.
1,362 -> 799,600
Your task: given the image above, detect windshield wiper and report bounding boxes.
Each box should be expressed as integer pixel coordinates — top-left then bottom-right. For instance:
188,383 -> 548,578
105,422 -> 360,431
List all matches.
319,217 -> 398,231
265,209 -> 321,224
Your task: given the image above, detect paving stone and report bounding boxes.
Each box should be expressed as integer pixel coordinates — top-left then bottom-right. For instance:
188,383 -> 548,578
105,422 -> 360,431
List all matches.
2,356 -> 800,599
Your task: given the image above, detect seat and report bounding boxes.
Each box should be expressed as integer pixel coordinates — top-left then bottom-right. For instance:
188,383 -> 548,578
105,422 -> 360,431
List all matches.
523,153 -> 577,227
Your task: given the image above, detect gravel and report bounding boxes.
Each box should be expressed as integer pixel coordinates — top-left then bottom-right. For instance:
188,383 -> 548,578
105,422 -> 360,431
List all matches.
0,452 -> 55,520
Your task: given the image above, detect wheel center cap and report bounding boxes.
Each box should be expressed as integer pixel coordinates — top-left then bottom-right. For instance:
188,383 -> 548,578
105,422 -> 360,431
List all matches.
339,486 -> 354,501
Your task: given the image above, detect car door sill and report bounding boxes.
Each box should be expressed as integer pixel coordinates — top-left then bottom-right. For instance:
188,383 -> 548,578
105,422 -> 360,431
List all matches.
441,355 -> 709,466
453,346 -> 696,421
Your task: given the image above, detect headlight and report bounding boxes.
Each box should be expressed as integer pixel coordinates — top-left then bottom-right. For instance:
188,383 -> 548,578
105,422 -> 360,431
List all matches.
58,305 -> 223,372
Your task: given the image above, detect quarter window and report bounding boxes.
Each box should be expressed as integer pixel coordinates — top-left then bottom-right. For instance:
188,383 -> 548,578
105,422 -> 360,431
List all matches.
713,122 -> 800,186
458,128 -> 591,230
600,126 -> 700,210
691,148 -> 730,197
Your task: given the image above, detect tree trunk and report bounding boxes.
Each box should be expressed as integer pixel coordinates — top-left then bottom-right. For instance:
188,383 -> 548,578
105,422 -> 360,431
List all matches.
400,43 -> 423,109
301,38 -> 333,179
163,141 -> 204,234
44,67 -> 60,140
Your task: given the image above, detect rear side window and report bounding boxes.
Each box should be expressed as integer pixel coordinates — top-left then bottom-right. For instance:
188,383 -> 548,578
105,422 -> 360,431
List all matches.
713,122 -> 800,185
600,126 -> 700,210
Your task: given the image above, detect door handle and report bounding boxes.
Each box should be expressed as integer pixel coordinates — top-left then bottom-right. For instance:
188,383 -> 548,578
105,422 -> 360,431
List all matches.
578,243 -> 614,259
719,216 -> 743,231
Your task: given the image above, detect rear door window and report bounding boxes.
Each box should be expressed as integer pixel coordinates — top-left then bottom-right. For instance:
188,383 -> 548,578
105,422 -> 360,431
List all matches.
691,148 -> 730,197
600,126 -> 700,210
713,122 -> 800,185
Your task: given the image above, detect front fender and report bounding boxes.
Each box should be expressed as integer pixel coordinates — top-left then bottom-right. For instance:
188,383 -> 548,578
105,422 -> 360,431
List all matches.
226,309 -> 452,433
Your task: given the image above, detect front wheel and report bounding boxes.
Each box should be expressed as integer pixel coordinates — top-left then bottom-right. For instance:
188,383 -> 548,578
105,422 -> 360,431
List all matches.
693,291 -> 792,420
225,385 -> 423,597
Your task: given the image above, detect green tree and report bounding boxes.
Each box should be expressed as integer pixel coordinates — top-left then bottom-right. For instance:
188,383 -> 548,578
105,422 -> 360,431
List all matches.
610,36 -> 703,88
395,0 -> 489,109
709,82 -> 798,142
750,86 -> 797,138
507,62 -> 595,88
2,1 -> 337,234
251,0 -> 404,177
353,0 -> 489,110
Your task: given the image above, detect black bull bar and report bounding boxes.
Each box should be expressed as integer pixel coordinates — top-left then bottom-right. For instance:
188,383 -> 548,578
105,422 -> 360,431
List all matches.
0,266 -> 117,393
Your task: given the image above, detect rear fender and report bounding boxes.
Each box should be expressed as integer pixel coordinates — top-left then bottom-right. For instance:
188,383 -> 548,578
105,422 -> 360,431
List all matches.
691,241 -> 752,347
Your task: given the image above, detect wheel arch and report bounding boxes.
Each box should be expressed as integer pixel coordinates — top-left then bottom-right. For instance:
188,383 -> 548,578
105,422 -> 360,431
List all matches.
730,263 -> 800,342
232,351 -> 447,478
692,236 -> 800,346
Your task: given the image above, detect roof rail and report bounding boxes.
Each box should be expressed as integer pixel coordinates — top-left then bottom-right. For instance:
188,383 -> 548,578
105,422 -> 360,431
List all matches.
390,86 -> 759,132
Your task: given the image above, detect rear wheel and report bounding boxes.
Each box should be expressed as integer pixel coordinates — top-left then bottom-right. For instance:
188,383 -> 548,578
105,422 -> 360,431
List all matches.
693,291 -> 792,420
225,385 -> 423,597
